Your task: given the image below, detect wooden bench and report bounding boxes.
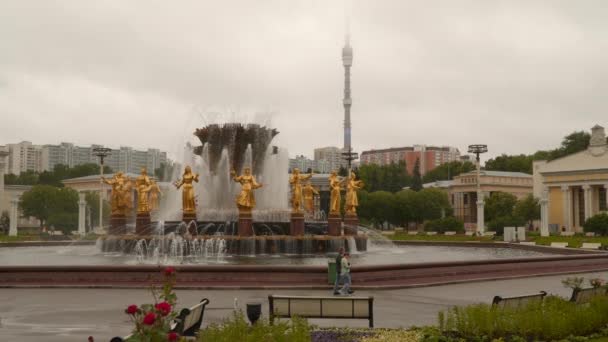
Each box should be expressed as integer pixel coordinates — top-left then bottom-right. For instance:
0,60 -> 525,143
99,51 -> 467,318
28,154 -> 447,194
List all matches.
269,295 -> 374,328
570,287 -> 608,304
492,291 -> 547,309
110,298 -> 210,341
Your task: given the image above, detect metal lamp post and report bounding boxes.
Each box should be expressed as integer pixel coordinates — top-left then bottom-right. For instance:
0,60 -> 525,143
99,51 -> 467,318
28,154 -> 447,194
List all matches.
467,144 -> 488,235
92,147 -> 112,232
341,147 -> 358,176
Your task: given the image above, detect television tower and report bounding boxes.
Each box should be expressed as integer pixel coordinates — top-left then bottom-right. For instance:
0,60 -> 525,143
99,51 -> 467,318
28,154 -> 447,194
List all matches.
341,21 -> 357,171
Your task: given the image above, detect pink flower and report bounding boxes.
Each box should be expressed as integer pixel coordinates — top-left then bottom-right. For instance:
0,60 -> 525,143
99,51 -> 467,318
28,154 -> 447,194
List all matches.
167,332 -> 179,341
163,267 -> 175,276
125,305 -> 138,315
142,312 -> 156,325
155,302 -> 172,316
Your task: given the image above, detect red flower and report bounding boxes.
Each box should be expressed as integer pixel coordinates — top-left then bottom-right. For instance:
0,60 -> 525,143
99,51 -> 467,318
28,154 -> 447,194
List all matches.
142,312 -> 156,325
163,266 -> 175,276
125,305 -> 138,315
155,302 -> 172,316
167,332 -> 179,341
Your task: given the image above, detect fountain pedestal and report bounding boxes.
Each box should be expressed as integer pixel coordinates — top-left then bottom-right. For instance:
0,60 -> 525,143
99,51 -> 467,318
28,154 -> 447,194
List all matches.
182,211 -> 197,235
343,213 -> 359,235
109,214 -> 127,235
328,213 -> 341,236
135,212 -> 151,235
238,211 -> 253,236
290,211 -> 305,236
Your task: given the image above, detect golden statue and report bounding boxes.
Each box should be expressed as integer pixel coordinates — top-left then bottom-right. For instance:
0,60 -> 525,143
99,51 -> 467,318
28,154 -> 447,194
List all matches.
102,172 -> 133,216
345,172 -> 365,215
149,179 -> 162,211
302,180 -> 319,213
174,165 -> 199,213
231,167 -> 262,212
329,170 -> 344,215
134,167 -> 152,213
289,168 -> 313,212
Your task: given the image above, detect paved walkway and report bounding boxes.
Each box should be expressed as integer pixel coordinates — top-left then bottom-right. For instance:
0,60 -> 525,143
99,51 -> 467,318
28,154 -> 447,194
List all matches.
1,271 -> 607,342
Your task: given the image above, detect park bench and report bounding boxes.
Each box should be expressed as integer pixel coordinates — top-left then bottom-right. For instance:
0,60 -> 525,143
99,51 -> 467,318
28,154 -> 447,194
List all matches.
570,287 -> 608,304
492,291 -> 547,309
110,298 -> 210,342
268,295 -> 374,328
581,243 -> 601,250
550,242 -> 569,248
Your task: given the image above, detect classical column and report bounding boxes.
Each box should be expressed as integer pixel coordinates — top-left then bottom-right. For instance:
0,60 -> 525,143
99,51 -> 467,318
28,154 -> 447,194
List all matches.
9,196 -> 18,236
605,185 -> 608,211
476,191 -> 485,235
561,185 -> 571,232
540,188 -> 549,237
583,185 -> 592,222
78,192 -> 86,235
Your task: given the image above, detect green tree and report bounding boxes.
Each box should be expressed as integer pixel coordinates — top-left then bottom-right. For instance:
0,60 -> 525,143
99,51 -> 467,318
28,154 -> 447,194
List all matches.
84,191 -> 110,228
0,211 -> 9,235
410,158 -> 423,191
513,194 -> 540,227
583,213 -> 608,236
484,192 -> 518,222
412,188 -> 451,223
484,154 -> 534,174
394,190 -> 416,226
423,161 -> 475,183
19,185 -> 79,231
338,166 -> 348,177
154,162 -> 175,182
4,170 -> 39,185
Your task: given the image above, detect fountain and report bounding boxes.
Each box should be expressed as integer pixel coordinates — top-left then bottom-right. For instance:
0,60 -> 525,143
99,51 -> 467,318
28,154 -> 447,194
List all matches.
97,122 -> 368,260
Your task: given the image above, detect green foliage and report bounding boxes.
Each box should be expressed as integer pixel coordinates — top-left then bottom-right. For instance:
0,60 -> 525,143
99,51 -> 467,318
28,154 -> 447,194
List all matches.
84,191 -> 110,228
411,159 -> 423,192
6,163 -> 111,187
154,162 -> 174,182
19,185 -> 78,229
423,161 -> 475,183
4,170 -> 39,185
485,154 -> 534,174
437,295 -> 608,341
0,211 -> 9,235
484,192 -> 518,222
584,213 -> 608,236
487,215 -> 525,236
357,161 -> 410,193
513,194 -> 540,226
425,217 -> 465,233
199,312 -> 311,342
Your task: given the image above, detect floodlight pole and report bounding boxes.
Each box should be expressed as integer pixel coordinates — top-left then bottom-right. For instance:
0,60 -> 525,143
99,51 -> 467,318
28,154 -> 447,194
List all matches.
468,144 -> 488,235
93,147 -> 112,232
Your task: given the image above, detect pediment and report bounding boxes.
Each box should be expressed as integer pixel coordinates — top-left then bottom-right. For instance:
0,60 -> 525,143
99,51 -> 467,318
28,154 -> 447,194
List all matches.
540,147 -> 608,174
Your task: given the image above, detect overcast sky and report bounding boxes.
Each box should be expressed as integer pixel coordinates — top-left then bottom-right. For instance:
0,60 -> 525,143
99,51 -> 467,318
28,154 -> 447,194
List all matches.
1,1 -> 607,163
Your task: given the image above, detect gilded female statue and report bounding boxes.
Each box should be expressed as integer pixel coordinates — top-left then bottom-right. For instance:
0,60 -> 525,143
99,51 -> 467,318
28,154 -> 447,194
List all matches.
231,167 -> 263,212
134,167 -> 152,213
302,180 -> 319,213
148,179 -> 162,211
102,172 -> 124,215
329,170 -> 344,215
345,172 -> 365,215
289,168 -> 313,212
174,165 -> 199,213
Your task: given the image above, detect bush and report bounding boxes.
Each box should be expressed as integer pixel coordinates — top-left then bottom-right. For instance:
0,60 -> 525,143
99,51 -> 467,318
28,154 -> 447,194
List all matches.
424,217 -> 464,233
437,295 -> 608,341
487,215 -> 525,236
199,312 -> 311,342
584,213 -> 608,236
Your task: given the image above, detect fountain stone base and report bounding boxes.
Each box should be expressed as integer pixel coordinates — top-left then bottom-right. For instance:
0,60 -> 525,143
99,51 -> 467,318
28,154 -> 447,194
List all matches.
328,213 -> 341,236
110,214 -> 127,235
290,212 -> 305,236
344,213 -> 359,235
135,212 -> 151,235
238,211 -> 254,236
182,212 -> 197,235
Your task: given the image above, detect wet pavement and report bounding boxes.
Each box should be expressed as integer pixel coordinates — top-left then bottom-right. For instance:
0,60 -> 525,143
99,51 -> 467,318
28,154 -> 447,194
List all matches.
1,271 -> 607,342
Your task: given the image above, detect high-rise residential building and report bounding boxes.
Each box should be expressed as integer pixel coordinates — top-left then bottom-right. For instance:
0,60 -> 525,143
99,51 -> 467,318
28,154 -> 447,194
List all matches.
289,155 -> 331,174
360,145 -> 461,175
314,146 -> 345,172
9,141 -> 169,175
8,141 -> 43,175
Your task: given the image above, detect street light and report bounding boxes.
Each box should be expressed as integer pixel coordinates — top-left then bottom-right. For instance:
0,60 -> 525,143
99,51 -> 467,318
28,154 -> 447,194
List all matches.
467,144 -> 488,235
93,147 -> 112,232
341,147 -> 358,176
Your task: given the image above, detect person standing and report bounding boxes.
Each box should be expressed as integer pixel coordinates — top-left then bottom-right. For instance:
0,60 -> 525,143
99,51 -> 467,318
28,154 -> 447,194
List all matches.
340,252 -> 354,295
333,247 -> 345,295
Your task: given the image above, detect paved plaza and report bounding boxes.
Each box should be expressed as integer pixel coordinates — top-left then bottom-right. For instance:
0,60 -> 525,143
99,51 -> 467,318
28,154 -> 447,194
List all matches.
1,271 -> 607,342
